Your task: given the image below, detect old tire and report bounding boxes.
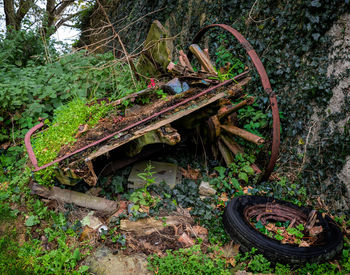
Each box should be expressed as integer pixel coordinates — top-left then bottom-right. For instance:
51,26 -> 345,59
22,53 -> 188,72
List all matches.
223,195 -> 343,264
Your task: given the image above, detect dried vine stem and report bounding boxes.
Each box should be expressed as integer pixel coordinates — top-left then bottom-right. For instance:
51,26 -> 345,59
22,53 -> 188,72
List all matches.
96,0 -> 139,85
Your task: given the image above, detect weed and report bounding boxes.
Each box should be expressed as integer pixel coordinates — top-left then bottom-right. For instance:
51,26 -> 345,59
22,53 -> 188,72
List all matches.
236,248 -> 272,273
129,163 -> 160,212
32,98 -> 112,185
147,245 -> 230,275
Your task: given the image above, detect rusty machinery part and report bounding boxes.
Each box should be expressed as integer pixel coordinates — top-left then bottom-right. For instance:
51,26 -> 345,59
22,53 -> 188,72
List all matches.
187,24 -> 280,181
24,70 -> 249,172
223,196 -> 343,264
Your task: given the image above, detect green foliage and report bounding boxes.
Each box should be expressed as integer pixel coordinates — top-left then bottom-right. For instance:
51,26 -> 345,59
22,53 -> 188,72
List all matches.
210,153 -> 256,196
147,245 -> 230,275
129,163 -> 160,213
0,29 -> 59,68
235,248 -> 272,274
32,98 -> 112,185
0,50 -> 145,143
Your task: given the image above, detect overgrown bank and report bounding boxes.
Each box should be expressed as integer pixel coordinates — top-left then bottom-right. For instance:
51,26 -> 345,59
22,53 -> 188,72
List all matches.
80,0 -> 350,214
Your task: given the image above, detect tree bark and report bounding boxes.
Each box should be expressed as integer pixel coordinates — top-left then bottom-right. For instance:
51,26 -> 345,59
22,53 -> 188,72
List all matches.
4,0 -> 33,31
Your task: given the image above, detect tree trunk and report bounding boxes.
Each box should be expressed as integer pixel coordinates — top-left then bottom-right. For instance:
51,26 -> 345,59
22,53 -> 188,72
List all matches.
4,0 -> 33,32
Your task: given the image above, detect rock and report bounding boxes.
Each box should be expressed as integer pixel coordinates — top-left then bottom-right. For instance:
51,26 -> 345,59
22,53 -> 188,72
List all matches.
136,20 -> 173,77
162,78 -> 190,94
84,245 -> 151,275
81,212 -> 103,230
198,181 -> 216,196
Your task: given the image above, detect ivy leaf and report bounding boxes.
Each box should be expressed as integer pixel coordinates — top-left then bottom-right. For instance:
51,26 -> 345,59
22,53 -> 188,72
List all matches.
25,215 -> 40,227
310,0 -> 321,7
238,172 -> 249,183
312,33 -> 320,41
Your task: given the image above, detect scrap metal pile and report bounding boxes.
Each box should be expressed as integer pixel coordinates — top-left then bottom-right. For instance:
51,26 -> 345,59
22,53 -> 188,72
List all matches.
25,23 -> 280,187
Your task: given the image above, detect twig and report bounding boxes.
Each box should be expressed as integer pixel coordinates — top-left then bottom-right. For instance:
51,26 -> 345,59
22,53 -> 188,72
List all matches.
97,0 -> 138,85
298,121 -> 317,174
248,0 -> 272,24
11,116 -> 16,146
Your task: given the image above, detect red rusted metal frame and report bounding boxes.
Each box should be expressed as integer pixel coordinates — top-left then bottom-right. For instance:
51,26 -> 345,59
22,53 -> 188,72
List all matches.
25,71 -> 249,172
188,24 -> 280,181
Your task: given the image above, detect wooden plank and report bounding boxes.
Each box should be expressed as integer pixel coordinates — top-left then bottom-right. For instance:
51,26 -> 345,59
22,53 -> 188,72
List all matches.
189,44 -> 217,75
179,50 -> 194,71
221,124 -> 265,145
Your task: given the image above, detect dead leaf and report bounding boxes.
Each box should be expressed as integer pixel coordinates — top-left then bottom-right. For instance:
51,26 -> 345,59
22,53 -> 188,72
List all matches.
192,225 -> 208,236
228,257 -> 236,267
0,141 -> 10,150
80,226 -> 96,241
243,186 -> 253,194
309,226 -> 323,236
179,165 -> 201,180
220,243 -> 240,258
178,232 -> 194,247
112,201 -> 128,218
75,124 -> 89,138
299,240 -> 310,247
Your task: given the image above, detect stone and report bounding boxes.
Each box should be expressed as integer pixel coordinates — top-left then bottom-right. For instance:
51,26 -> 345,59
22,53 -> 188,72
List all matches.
136,20 -> 173,77
84,245 -> 151,275
81,212 -> 103,230
198,181 -> 216,196
162,78 -> 190,94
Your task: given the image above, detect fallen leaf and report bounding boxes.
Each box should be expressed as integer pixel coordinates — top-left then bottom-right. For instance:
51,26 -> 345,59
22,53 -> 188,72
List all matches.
178,232 -> 194,247
179,165 -> 201,180
0,141 -> 10,150
299,240 -> 310,247
75,124 -> 89,138
309,226 -> 323,236
112,201 -> 128,218
243,186 -> 253,194
220,243 -> 240,258
80,226 -> 96,241
192,225 -> 208,236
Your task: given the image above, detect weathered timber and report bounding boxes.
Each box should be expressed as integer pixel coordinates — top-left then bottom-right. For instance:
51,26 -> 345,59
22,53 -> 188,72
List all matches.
217,140 -> 233,165
179,50 -> 194,71
85,78 -> 250,162
221,124 -> 265,145
217,97 -> 255,121
31,183 -> 118,213
189,44 -> 217,75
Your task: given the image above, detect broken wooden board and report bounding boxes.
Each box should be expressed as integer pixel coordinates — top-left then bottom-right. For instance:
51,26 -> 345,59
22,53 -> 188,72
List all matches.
84,77 -> 251,162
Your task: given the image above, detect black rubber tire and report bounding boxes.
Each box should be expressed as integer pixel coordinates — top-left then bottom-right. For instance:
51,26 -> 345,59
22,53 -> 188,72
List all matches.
223,195 -> 343,264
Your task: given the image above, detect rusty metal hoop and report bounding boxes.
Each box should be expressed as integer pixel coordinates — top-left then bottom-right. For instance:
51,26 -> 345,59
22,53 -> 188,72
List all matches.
188,24 -> 280,181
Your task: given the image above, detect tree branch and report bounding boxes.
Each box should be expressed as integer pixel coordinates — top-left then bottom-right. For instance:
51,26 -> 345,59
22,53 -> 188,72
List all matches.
54,10 -> 83,30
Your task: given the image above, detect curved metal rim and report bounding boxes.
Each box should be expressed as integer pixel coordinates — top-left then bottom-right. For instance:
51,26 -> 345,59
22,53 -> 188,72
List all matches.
188,24 -> 280,181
